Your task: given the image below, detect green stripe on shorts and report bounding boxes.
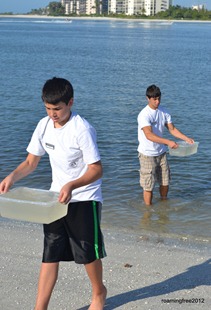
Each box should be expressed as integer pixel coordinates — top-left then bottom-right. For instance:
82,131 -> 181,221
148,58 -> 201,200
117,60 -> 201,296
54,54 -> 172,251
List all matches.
92,201 -> 100,259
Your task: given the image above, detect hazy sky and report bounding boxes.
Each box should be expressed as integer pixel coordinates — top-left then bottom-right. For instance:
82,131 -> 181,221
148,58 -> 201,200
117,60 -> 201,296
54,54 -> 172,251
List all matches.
0,1 -> 50,13
174,0 -> 211,9
0,0 -> 210,14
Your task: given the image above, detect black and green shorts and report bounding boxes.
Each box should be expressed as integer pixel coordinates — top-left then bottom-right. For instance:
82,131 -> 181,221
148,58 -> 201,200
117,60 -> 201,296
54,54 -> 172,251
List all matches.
42,201 -> 106,264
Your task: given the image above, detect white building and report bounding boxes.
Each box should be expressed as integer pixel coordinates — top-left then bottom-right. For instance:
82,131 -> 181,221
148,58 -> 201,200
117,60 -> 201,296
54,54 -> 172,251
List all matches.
192,5 -> 204,11
61,0 -> 172,16
109,0 -> 116,13
61,0 -> 97,15
109,0 -> 172,16
139,0 -> 173,16
127,0 -> 135,15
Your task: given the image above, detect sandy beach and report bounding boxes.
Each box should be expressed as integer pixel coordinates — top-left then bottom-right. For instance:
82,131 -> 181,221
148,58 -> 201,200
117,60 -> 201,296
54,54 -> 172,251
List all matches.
0,219 -> 210,310
0,14 -> 211,23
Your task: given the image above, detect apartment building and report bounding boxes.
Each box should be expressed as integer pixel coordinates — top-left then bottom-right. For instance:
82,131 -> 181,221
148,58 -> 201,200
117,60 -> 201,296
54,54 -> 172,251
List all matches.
60,0 -> 172,16
61,0 -> 97,15
192,5 -> 204,10
109,0 -> 172,15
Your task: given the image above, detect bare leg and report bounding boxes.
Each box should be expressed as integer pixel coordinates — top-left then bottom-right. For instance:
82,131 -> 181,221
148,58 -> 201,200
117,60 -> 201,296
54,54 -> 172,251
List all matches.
143,190 -> 153,205
34,262 -> 59,310
84,259 -> 107,310
159,185 -> 169,200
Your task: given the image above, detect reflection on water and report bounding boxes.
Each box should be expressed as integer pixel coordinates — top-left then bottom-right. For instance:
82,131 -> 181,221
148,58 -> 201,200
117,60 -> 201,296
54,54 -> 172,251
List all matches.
140,207 -> 170,234
102,195 -> 211,244
109,20 -> 174,29
138,196 -> 211,242
139,21 -> 174,28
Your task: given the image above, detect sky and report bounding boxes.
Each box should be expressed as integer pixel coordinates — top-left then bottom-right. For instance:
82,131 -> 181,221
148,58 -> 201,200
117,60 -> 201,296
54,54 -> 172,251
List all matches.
0,0 -> 210,14
174,0 -> 211,10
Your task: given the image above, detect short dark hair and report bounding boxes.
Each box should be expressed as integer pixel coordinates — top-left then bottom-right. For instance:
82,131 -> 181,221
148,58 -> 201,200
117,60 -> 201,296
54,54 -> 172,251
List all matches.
42,77 -> 74,105
146,85 -> 161,99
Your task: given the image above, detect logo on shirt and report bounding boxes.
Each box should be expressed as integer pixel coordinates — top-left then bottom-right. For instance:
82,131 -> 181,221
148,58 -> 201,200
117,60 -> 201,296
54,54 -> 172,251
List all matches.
45,143 -> 55,150
70,161 -> 78,168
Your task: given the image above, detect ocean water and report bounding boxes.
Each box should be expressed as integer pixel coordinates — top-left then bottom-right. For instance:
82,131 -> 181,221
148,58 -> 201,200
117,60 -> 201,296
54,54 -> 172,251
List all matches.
0,17 -> 211,244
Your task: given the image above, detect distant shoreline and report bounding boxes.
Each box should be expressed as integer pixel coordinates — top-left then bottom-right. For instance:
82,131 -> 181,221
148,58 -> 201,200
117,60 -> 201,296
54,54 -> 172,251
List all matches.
1,14 -> 211,23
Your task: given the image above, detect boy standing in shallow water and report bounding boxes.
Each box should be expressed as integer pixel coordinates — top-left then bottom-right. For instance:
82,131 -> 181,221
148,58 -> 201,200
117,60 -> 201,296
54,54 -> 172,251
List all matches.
137,84 -> 194,206
0,77 -> 107,310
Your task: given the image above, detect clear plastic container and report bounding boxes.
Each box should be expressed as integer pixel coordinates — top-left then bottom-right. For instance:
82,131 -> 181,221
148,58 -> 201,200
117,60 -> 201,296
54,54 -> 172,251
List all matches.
168,141 -> 199,157
0,187 -> 68,224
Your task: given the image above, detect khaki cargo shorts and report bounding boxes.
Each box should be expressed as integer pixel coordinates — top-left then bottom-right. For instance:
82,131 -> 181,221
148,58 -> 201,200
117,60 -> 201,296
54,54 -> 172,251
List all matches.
138,152 -> 170,191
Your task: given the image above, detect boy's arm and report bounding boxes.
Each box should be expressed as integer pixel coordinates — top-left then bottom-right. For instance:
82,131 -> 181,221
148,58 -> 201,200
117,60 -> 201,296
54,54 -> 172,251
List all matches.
0,153 -> 41,193
59,160 -> 103,204
166,123 -> 194,144
142,126 -> 178,149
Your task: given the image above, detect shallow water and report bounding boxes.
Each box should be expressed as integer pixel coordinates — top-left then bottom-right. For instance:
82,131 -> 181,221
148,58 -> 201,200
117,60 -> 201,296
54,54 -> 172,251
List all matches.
0,17 -> 211,243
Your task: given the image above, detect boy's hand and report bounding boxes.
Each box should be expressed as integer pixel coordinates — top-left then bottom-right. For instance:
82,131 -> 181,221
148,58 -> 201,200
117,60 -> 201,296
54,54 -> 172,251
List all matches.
168,141 -> 178,149
0,176 -> 14,194
185,138 -> 194,144
59,183 -> 73,204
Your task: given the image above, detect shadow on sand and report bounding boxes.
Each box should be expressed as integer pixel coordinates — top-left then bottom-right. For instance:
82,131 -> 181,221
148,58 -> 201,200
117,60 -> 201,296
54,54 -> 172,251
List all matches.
77,258 -> 211,310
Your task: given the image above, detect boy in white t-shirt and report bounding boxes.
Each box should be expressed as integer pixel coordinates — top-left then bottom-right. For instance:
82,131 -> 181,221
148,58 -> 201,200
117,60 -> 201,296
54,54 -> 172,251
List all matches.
137,84 -> 194,205
0,77 -> 107,310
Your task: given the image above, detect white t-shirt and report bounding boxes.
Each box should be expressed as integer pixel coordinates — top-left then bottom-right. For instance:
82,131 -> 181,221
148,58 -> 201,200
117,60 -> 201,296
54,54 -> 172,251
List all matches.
27,112 -> 102,202
137,105 -> 172,156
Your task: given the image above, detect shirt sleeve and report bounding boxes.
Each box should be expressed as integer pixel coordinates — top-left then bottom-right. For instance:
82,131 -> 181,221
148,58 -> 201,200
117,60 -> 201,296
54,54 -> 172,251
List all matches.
77,126 -> 101,165
164,108 -> 172,124
138,111 -> 152,129
26,119 -> 46,156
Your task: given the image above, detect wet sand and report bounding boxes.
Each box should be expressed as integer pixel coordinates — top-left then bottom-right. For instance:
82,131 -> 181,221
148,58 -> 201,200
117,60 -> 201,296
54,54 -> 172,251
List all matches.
0,219 -> 210,309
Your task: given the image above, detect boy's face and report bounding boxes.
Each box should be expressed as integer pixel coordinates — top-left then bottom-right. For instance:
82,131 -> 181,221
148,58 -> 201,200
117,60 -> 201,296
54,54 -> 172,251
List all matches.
147,96 -> 161,110
44,99 -> 73,127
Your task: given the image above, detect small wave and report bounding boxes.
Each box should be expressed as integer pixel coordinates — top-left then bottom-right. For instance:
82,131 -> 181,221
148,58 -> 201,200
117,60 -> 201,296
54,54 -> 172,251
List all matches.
0,19 -> 72,24
34,20 -> 72,24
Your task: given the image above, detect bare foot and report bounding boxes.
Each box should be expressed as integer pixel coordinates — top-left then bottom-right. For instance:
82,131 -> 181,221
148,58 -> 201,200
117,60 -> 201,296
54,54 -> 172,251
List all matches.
88,285 -> 107,310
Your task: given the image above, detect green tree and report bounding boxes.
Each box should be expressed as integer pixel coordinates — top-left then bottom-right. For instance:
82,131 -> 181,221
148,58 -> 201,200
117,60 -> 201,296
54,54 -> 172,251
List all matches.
155,5 -> 211,20
30,8 -> 46,15
48,2 -> 65,16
